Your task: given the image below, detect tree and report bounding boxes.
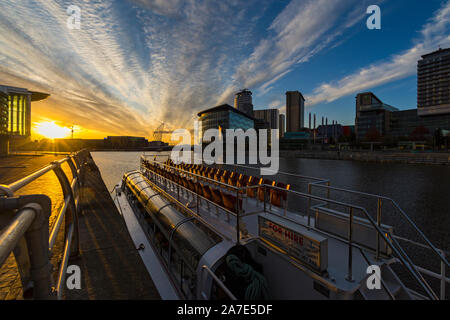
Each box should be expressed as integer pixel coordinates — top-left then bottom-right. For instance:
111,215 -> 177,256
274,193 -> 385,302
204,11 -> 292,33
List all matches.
365,126 -> 381,142
410,126 -> 430,141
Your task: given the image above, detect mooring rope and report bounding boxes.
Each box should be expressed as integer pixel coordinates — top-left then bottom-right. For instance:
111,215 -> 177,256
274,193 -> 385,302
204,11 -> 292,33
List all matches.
226,254 -> 269,300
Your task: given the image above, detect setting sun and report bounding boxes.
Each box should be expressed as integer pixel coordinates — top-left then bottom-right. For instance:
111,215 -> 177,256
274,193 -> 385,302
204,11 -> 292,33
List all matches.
34,121 -> 71,139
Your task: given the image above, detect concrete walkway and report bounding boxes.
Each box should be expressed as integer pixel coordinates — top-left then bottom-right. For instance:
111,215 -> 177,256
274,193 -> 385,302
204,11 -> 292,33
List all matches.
65,159 -> 160,299
0,153 -> 160,300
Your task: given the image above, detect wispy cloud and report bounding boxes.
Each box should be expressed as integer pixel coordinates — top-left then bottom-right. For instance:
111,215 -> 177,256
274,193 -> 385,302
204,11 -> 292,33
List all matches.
216,0 -> 377,104
0,0 -> 445,138
305,0 -> 450,106
0,0 -> 267,137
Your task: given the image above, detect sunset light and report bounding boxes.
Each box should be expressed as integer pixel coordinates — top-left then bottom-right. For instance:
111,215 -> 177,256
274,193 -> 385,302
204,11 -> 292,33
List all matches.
34,121 -> 71,139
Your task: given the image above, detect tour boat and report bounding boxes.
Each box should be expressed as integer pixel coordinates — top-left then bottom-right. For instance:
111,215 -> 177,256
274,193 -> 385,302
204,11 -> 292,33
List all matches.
111,154 -> 448,300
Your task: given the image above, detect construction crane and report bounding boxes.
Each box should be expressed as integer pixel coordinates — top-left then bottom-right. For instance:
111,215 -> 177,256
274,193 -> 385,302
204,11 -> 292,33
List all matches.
152,122 -> 172,141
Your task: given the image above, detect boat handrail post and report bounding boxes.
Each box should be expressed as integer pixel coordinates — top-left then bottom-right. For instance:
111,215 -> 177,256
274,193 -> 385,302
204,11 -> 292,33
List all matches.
236,187 -> 240,245
376,197 -> 382,261
307,183 -> 312,227
201,265 -> 237,300
441,250 -> 446,300
346,207 -> 354,282
263,185 -> 267,213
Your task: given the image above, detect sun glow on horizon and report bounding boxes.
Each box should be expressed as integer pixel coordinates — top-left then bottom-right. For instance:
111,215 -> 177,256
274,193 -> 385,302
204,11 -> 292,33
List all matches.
34,121 -> 72,139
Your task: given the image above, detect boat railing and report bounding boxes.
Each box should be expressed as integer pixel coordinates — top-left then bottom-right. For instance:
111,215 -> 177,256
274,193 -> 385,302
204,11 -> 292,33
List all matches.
0,149 -> 89,299
141,157 -> 443,299
308,183 -> 449,299
140,167 -> 235,242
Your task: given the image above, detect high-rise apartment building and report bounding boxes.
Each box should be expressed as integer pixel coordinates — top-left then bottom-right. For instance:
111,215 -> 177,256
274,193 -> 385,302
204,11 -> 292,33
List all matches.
279,114 -> 285,138
234,89 -> 254,118
417,48 -> 450,116
253,109 -> 279,129
286,91 -> 305,132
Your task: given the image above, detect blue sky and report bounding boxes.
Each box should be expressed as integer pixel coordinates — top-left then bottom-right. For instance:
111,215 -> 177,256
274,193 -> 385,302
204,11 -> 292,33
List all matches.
0,0 -> 449,138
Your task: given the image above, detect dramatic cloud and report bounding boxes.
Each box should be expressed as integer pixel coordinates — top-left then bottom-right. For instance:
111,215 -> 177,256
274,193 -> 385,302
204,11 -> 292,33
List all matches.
306,0 -> 450,106
0,0 -> 444,139
0,0 -> 267,137
216,0 -> 378,104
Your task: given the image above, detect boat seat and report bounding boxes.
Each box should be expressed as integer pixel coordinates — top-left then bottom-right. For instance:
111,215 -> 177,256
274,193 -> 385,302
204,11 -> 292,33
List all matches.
202,185 -> 213,201
220,171 -> 231,184
210,187 -> 223,206
246,176 -> 258,198
270,182 -> 290,208
221,192 -> 243,214
258,179 -> 275,202
227,172 -> 238,186
214,170 -> 224,181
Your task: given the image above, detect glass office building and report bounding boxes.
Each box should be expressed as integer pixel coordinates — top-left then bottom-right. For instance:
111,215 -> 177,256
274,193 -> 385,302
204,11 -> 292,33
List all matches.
355,92 -> 399,140
198,104 -> 254,143
417,48 -> 450,116
0,89 -> 8,135
0,85 -> 49,138
0,85 -> 49,156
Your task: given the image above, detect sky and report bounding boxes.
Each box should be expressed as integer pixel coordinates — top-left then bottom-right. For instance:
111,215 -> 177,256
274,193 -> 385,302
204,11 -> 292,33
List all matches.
0,0 -> 450,140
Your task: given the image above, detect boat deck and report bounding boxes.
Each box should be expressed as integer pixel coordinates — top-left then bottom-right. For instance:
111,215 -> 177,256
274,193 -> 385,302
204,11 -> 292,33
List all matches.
145,168 -> 385,293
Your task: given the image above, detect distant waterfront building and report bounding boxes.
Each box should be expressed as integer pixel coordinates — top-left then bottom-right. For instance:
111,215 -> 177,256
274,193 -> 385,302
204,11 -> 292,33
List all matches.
355,91 -> 450,141
253,109 -> 279,129
355,92 -> 399,140
234,89 -> 254,118
279,114 -> 285,138
198,104 -> 254,143
104,136 -> 148,149
417,48 -> 450,116
286,91 -> 305,132
317,124 -> 344,140
0,85 -> 49,156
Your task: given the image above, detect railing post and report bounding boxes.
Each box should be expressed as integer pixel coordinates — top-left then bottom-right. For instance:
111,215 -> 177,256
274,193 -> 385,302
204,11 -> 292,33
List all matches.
307,184 -> 312,227
441,250 -> 446,300
376,198 -> 382,260
326,181 -> 330,208
23,202 -> 54,299
236,188 -> 240,245
346,207 -> 354,282
52,162 -> 79,258
263,185 -> 266,213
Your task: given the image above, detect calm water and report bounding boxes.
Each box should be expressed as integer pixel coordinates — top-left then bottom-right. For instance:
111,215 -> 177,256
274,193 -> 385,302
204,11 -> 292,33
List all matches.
92,151 -> 449,296
92,151 -> 449,253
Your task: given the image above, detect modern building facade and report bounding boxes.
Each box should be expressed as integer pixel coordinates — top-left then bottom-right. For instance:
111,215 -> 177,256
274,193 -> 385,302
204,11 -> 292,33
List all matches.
417,48 -> 450,116
198,104 -> 254,143
355,92 -> 450,142
286,91 -> 305,132
234,89 -> 254,118
0,85 -> 50,156
355,92 -> 399,140
253,109 -> 279,129
279,114 -> 285,138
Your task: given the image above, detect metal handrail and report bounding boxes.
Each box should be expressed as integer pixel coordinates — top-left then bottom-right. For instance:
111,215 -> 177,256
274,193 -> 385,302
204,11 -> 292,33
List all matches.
201,265 -> 237,300
0,149 -> 88,299
309,183 -> 449,268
